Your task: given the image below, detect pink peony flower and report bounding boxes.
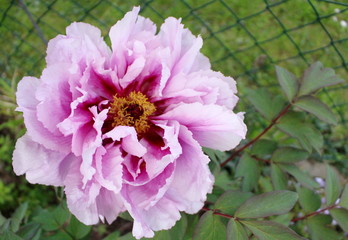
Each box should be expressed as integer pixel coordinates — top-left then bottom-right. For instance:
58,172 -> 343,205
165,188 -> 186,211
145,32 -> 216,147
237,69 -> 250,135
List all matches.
13,7 -> 247,239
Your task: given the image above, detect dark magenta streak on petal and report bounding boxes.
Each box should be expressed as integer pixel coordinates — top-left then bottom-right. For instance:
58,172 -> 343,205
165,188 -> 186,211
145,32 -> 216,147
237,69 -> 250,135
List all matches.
86,69 -> 117,99
143,126 -> 165,148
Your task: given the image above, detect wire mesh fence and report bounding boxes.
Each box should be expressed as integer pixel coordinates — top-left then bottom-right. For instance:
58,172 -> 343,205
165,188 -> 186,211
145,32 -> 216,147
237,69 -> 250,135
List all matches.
0,0 -> 347,166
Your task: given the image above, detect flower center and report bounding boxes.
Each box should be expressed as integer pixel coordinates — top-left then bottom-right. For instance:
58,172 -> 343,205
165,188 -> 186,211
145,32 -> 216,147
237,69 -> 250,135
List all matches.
109,91 -> 156,134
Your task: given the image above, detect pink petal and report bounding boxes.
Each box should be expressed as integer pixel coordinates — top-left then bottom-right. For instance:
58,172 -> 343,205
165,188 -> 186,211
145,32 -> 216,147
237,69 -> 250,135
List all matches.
109,7 -> 157,79
64,159 -> 101,225
119,56 -> 146,89
12,134 -> 72,186
96,188 -> 125,224
16,77 -> 71,153
80,107 -> 108,186
162,70 -> 239,109
109,7 -> 156,51
122,165 -> 178,239
159,17 -> 210,76
157,102 -> 247,151
94,145 -> 123,192
104,126 -> 147,157
165,125 -> 214,213
142,120 -> 182,179
16,77 -> 40,111
46,22 -> 111,67
36,64 -> 72,135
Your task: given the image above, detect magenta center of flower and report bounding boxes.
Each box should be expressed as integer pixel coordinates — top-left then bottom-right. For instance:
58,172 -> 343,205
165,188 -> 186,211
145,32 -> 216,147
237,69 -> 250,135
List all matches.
109,91 -> 156,134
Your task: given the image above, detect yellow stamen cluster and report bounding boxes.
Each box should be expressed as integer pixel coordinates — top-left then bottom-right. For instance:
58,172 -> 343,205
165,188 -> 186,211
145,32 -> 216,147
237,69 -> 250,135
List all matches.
109,91 -> 156,134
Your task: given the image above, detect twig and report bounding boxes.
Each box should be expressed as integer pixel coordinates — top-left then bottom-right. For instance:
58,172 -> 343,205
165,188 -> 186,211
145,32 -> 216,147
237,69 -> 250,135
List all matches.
201,207 -> 236,219
202,204 -> 338,224
251,155 -> 271,164
291,204 -> 337,223
220,103 -> 292,167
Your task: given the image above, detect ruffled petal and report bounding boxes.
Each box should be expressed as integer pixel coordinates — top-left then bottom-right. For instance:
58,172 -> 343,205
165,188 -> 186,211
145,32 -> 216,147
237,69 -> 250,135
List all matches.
165,125 -> 214,213
64,158 -> 101,225
143,120 -> 182,179
16,76 -> 40,111
104,126 -> 147,157
95,145 -> 123,192
96,188 -> 125,224
46,22 -> 111,67
12,134 -> 72,186
159,17 -> 210,76
162,70 -> 239,109
157,102 -> 247,151
16,77 -> 71,153
121,164 -> 178,239
109,7 -> 157,79
36,63 -> 72,135
80,107 -> 108,186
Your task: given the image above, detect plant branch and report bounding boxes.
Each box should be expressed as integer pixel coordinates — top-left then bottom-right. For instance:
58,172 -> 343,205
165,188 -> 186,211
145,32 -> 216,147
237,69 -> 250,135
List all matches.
251,155 -> 271,164
291,204 -> 337,223
220,103 -> 292,167
201,207 -> 235,219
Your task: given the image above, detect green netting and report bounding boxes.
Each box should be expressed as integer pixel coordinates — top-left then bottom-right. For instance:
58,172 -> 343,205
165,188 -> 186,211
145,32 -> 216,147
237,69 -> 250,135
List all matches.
0,0 -> 347,164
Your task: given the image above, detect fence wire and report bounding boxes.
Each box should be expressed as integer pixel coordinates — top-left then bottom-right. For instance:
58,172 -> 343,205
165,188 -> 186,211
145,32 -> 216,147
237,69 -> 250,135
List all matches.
0,0 -> 347,166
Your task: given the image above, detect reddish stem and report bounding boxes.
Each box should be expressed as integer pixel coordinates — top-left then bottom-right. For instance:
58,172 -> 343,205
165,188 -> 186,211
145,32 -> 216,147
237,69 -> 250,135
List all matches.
251,155 -> 271,164
291,204 -> 337,223
202,204 -> 338,224
201,207 -> 235,219
220,103 -> 292,167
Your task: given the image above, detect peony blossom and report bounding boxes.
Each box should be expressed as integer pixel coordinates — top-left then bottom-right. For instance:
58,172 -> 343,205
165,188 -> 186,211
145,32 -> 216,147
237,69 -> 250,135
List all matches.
13,7 -> 246,239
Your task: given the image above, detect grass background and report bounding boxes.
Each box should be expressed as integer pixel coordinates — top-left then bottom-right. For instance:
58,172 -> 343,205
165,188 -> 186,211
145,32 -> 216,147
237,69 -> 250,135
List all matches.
0,0 -> 347,237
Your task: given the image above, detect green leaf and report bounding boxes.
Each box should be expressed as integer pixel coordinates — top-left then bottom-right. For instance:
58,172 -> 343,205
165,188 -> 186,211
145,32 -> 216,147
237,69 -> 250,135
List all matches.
245,88 -> 285,120
227,219 -> 248,240
297,186 -> 321,213
339,184 -> 348,209
119,211 -> 133,222
214,170 -> 234,191
118,211 -> 133,222
0,230 -> 23,240
259,176 -> 273,193
251,139 -> 278,158
66,215 -> 91,239
17,222 -> 41,240
184,214 -> 199,240
118,233 -> 135,240
275,65 -> 298,102
325,165 -> 342,205
0,212 -> 6,227
329,208 -> 348,232
102,231 -> 120,240
299,61 -> 344,95
271,213 -> 294,226
295,96 -> 337,125
306,214 -> 342,240
271,164 -> 288,190
277,111 -> 323,153
152,214 -> 187,240
271,147 -> 309,163
241,220 -> 305,240
215,191 -> 253,215
204,147 -> 227,174
11,202 -> 28,232
280,164 -> 320,189
235,154 -> 260,191
193,211 -> 226,240
33,205 -> 70,231
44,231 -> 73,240
235,191 -> 298,219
